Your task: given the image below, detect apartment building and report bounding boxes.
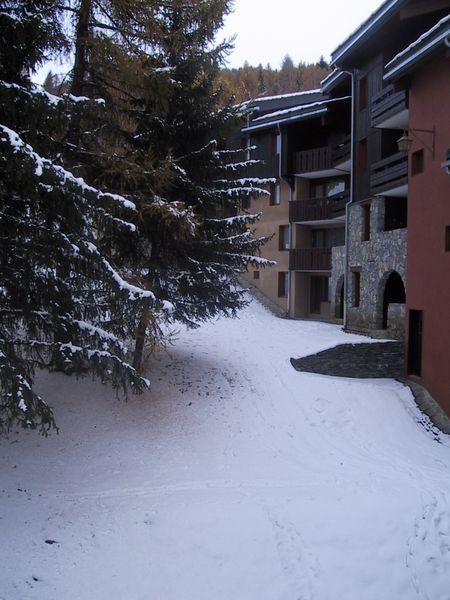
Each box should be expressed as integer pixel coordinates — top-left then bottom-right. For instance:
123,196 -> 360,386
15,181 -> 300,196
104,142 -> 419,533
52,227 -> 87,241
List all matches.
240,85 -> 352,319
382,14 -> 450,413
236,0 -> 450,417
239,89 -> 328,314
330,0 -> 450,341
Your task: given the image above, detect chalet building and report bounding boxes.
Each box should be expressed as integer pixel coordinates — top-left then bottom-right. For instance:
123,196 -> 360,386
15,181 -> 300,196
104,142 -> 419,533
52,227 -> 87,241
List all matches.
240,87 -> 351,319
236,0 -> 450,418
382,15 -> 450,414
330,0 -> 450,341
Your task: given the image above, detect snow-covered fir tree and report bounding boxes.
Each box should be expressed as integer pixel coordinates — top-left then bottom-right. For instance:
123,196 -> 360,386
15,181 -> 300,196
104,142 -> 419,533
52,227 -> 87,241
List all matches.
0,0 -> 274,431
0,1 -> 168,433
119,0 -> 275,367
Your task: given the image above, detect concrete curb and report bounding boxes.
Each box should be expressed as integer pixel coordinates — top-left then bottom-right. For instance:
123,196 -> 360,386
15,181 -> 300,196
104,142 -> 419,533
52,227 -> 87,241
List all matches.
399,379 -> 450,435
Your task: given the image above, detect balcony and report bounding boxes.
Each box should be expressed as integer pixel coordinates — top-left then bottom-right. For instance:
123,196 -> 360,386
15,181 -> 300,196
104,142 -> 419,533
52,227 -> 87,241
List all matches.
289,248 -> 332,271
289,190 -> 348,223
294,140 -> 351,178
370,152 -> 408,197
371,85 -> 409,130
295,146 -> 331,174
331,136 -> 351,170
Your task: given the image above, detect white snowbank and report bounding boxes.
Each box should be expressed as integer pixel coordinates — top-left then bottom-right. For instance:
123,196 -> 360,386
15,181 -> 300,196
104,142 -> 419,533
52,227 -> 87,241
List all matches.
1,298 -> 449,599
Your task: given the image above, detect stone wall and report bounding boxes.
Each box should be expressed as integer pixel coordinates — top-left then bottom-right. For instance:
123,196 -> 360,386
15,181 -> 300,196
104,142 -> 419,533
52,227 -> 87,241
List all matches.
346,197 -> 407,335
330,245 -> 345,319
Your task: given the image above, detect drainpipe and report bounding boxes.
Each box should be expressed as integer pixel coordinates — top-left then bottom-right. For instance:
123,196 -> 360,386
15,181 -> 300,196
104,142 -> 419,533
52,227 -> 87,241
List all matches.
342,68 -> 357,330
278,124 -> 294,318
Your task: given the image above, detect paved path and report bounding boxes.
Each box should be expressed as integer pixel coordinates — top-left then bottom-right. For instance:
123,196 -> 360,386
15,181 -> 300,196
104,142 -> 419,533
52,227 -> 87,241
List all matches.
291,341 -> 404,379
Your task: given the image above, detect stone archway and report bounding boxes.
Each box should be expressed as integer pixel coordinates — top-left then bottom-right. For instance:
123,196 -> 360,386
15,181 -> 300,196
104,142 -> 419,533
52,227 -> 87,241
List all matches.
334,275 -> 345,320
377,270 -> 406,333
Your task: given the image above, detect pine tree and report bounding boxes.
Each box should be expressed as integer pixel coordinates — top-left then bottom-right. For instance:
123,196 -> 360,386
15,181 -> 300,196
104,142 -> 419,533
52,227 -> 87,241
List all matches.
119,0 -> 274,367
53,0 -> 273,370
0,1 -> 162,433
257,64 -> 266,95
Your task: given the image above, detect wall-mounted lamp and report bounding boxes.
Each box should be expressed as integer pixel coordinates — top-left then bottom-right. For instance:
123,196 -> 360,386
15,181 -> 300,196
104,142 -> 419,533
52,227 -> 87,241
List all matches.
442,150 -> 450,176
397,127 -> 435,158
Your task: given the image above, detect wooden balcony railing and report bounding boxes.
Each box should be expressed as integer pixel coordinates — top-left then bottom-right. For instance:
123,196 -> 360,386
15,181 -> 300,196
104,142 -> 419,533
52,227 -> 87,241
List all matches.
370,152 -> 408,195
294,139 -> 351,175
289,190 -> 348,223
371,85 -> 408,128
331,136 -> 351,166
289,248 -> 332,271
294,146 -> 331,174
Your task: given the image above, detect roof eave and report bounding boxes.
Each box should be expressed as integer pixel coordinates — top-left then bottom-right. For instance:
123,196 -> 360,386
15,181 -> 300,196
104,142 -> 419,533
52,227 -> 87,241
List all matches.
241,108 -> 328,134
384,29 -> 450,81
331,0 -> 405,66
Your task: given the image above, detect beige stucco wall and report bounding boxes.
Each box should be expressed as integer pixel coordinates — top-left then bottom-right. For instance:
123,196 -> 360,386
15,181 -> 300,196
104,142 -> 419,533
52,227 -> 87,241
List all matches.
243,179 -> 291,312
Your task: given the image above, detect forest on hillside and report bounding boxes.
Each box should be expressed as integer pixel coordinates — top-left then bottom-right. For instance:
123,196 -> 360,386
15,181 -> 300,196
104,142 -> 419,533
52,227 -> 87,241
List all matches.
44,54 -> 331,103
219,55 -> 331,103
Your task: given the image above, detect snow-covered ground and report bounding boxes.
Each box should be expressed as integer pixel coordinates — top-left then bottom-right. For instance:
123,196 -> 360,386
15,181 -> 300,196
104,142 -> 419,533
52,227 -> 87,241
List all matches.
1,298 -> 450,600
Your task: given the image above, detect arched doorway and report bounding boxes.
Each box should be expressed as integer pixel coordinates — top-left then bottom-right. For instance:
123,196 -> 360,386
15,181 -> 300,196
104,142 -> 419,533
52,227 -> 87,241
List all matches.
382,271 -> 406,329
335,275 -> 344,319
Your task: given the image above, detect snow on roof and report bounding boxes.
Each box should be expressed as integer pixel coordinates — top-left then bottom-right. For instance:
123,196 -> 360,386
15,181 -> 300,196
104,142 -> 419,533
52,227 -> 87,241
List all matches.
320,68 -> 349,92
331,0 -> 404,64
384,13 -> 450,76
242,96 -> 350,133
254,89 -> 322,103
252,96 -> 350,124
320,69 -> 340,86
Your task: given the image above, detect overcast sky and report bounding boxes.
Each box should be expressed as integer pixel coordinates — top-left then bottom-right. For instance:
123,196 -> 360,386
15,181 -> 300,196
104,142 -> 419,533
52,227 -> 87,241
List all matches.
221,0 -> 383,68
35,0 -> 383,83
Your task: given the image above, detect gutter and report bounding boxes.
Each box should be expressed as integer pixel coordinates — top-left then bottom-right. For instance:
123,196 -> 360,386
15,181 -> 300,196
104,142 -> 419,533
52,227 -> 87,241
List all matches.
242,108 -> 328,134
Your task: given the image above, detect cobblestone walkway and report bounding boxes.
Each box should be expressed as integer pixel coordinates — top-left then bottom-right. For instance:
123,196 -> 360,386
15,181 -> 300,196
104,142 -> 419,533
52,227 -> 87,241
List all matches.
290,342 -> 404,379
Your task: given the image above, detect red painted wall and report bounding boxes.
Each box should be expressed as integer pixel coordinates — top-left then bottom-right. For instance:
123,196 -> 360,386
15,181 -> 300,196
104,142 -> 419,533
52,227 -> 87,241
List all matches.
406,52 -> 450,414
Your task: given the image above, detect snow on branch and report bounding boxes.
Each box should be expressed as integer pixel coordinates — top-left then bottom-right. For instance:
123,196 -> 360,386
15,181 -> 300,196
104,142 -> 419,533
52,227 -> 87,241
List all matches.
0,124 -> 136,212
0,80 -> 105,108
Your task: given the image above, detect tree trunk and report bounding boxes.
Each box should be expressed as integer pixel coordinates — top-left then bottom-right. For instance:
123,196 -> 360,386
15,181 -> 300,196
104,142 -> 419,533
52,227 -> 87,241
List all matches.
132,306 -> 151,372
71,0 -> 93,97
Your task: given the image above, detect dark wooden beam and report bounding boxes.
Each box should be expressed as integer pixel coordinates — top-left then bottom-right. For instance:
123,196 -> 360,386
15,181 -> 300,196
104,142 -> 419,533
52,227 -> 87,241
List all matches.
400,0 -> 450,20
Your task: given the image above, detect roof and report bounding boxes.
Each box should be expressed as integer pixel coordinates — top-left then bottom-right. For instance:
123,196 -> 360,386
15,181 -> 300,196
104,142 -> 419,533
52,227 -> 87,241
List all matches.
244,89 -> 326,119
254,89 -> 322,103
384,13 -> 450,80
241,97 -> 350,134
320,68 -> 349,93
331,0 -> 407,65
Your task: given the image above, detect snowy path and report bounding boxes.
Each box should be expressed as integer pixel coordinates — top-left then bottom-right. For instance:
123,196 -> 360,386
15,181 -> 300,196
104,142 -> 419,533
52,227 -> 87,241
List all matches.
1,298 -> 450,600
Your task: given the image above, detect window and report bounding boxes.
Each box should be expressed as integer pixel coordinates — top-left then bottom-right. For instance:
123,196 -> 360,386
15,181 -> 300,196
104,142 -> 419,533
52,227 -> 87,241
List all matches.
270,182 -> 281,206
384,197 -> 407,231
312,229 -> 327,249
278,272 -> 289,298
362,204 -> 371,241
311,179 -> 346,199
279,225 -> 290,250
446,226 -> 450,252
408,310 -> 423,377
411,149 -> 424,176
269,132 -> 278,156
353,271 -> 361,307
310,276 -> 329,314
276,133 -> 282,156
253,270 -> 260,280
358,139 -> 368,173
326,179 -> 346,197
358,76 -> 368,111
